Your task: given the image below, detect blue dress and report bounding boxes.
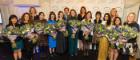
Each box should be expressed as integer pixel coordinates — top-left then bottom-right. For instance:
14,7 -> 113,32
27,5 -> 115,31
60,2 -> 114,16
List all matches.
47,20 -> 56,48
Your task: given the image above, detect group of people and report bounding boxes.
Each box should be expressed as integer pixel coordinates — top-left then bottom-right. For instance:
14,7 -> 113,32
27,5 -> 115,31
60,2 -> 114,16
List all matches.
0,6 -> 140,60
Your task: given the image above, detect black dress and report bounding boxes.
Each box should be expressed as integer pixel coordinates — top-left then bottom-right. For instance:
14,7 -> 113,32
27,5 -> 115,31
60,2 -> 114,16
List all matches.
56,31 -> 66,54
78,14 -> 85,21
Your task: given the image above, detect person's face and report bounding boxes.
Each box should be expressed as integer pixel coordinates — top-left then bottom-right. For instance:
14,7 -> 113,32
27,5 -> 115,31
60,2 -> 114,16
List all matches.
105,15 -> 109,21
86,13 -> 91,19
39,13 -> 45,20
31,8 -> 36,14
64,9 -> 69,14
127,14 -> 135,23
96,14 -> 101,19
11,18 -> 17,24
111,9 -> 117,17
115,18 -> 121,25
24,14 -> 30,21
71,11 -> 76,17
51,14 -> 55,20
59,13 -> 64,18
81,8 -> 86,13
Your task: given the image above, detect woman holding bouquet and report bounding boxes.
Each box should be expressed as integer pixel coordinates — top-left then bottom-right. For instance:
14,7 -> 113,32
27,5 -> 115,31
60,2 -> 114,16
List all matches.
97,13 -> 112,60
109,17 -> 122,60
29,7 -> 38,21
78,6 -> 87,52
110,8 -> 118,22
35,12 -> 48,57
56,11 -> 67,55
68,9 -> 79,56
6,15 -> 23,60
47,11 -> 57,56
93,11 -> 102,59
123,12 -> 139,60
20,13 -> 35,60
81,11 -> 92,56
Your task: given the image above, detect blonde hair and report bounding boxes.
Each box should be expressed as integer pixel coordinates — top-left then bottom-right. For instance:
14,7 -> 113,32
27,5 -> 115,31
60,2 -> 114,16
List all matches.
126,12 -> 136,22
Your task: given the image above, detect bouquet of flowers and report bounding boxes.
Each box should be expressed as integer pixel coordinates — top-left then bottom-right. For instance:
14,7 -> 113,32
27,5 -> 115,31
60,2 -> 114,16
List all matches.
34,22 -> 45,33
44,24 -> 57,39
68,20 -> 81,28
20,24 -> 33,35
69,20 -> 81,38
3,26 -> 21,48
121,25 -> 138,40
106,29 -> 119,41
94,24 -> 106,37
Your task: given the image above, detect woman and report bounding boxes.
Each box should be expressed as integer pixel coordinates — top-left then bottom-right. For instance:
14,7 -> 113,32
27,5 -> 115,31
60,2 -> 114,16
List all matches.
20,13 -> 35,60
56,11 -> 66,55
110,8 -> 118,22
38,12 -> 47,22
81,11 -> 93,56
93,11 -> 102,56
98,13 -> 112,60
6,15 -> 23,60
29,7 -> 38,21
78,6 -> 87,51
123,12 -> 139,60
78,6 -> 87,21
36,12 -> 48,57
102,13 -> 112,27
94,11 -> 102,24
47,11 -> 57,56
68,9 -> 79,56
64,7 -> 70,22
109,17 -> 122,60
68,9 -> 78,20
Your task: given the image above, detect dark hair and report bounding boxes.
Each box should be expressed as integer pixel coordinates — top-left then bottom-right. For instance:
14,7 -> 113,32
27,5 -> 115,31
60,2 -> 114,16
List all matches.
21,12 -> 32,23
95,11 -> 102,17
29,7 -> 37,14
38,12 -> 45,16
70,9 -> 77,17
103,13 -> 111,26
48,11 -> 56,20
80,6 -> 87,14
8,14 -> 18,26
64,7 -> 69,11
58,11 -> 64,19
113,17 -> 122,25
85,11 -> 92,19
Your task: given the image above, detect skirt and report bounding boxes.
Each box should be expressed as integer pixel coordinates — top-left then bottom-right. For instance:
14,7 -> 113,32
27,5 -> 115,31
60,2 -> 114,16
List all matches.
48,36 -> 56,48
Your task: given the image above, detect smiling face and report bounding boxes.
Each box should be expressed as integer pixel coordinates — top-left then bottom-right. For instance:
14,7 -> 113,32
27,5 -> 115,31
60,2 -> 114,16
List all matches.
51,14 -> 55,20
111,8 -> 118,17
24,14 -> 30,21
86,12 -> 92,20
115,18 -> 121,26
127,13 -> 135,23
71,11 -> 76,17
104,15 -> 109,21
39,13 -> 45,20
11,18 -> 17,24
81,7 -> 86,14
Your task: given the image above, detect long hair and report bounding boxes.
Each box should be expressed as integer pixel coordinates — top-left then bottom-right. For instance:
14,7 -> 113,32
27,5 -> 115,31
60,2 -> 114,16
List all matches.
21,12 -> 32,23
29,6 -> 37,14
80,6 -> 87,14
113,17 -> 122,26
85,11 -> 92,20
48,11 -> 56,20
7,14 -> 18,26
38,12 -> 45,20
70,9 -> 77,17
58,11 -> 64,19
103,13 -> 111,26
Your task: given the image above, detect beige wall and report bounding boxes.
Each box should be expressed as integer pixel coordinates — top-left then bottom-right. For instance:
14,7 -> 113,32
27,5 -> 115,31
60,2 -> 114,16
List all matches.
0,0 -> 139,25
